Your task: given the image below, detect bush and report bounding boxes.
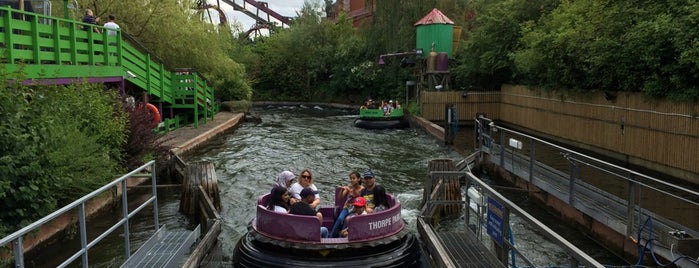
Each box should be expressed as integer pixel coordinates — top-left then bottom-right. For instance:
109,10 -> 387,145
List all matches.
0,79 -> 128,234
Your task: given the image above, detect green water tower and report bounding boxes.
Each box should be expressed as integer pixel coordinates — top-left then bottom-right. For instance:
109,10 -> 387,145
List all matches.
415,8 -> 454,58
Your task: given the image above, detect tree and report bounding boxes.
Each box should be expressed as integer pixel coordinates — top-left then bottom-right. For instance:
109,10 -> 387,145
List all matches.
75,0 -> 252,100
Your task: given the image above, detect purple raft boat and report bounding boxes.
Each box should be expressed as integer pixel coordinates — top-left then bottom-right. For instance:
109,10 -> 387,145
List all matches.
232,188 -> 422,267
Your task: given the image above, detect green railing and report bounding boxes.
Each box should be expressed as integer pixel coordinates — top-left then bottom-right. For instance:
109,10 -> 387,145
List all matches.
0,6 -> 216,129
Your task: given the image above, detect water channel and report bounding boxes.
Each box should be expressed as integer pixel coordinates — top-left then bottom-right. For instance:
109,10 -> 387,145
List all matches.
33,105 -> 629,267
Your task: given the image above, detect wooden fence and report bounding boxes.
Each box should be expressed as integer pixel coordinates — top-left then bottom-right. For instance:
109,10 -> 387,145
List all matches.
419,86 -> 699,184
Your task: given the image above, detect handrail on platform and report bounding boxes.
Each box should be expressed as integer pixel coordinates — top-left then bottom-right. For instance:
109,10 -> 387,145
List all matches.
0,161 -> 159,268
421,160 -> 605,267
474,115 -> 699,266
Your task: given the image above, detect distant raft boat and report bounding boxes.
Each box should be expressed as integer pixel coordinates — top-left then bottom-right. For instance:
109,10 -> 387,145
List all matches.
232,188 -> 422,267
353,107 -> 409,129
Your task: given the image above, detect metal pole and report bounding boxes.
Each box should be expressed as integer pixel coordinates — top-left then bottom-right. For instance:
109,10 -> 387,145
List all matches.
499,130 -> 505,167
502,207 -> 510,265
121,181 -> 131,259
529,138 -> 535,184
79,204 -> 89,268
13,238 -> 24,268
627,178 -> 636,237
568,157 -> 577,207
152,162 -> 159,230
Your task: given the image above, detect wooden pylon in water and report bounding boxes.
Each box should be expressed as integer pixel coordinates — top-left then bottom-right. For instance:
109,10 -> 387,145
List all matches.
180,161 -> 222,218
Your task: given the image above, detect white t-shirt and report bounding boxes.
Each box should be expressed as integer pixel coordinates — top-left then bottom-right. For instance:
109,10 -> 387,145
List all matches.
289,182 -> 319,200
104,21 -> 120,36
273,205 -> 287,213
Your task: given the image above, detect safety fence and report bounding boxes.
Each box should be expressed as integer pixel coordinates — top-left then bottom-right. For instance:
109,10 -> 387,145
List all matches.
475,115 -> 699,266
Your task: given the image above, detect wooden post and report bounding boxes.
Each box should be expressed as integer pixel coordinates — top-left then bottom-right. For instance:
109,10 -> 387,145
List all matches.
180,161 -> 221,217
427,159 -> 461,217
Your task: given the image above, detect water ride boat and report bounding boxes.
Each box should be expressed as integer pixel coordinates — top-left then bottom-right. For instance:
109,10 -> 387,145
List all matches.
232,188 -> 422,267
353,107 -> 410,129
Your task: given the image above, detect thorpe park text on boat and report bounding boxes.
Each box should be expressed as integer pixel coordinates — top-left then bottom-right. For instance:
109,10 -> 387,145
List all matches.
353,101 -> 409,130
232,187 -> 421,267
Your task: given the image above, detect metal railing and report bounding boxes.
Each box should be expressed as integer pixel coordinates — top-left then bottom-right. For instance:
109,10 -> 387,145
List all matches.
474,115 -> 699,266
0,161 -> 159,268
422,162 -> 605,267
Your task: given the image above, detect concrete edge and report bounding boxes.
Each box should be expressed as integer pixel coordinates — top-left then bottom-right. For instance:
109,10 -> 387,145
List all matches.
170,113 -> 245,156
410,115 -> 445,143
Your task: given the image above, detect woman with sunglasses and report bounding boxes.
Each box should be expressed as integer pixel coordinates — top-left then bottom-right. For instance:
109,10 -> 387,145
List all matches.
289,169 -> 321,209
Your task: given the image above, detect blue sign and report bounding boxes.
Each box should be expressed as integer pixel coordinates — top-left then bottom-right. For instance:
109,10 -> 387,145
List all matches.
486,197 -> 504,246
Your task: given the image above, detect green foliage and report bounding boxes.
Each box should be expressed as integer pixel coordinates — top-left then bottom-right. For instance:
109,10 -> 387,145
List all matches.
0,75 -> 54,233
453,0 -> 559,90
0,73 -> 126,235
406,101 -> 421,116
513,0 -> 699,100
250,1 -> 376,103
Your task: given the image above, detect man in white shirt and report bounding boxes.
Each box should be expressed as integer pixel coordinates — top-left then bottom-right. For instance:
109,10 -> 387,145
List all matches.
103,14 -> 120,36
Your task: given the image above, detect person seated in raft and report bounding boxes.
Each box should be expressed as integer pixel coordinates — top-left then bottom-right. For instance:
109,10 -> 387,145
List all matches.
360,170 -> 379,213
330,171 -> 364,237
267,185 -> 291,213
338,197 -> 368,238
290,169 -> 321,209
274,170 -> 298,205
369,184 -> 389,213
382,101 -> 396,116
290,188 -> 329,238
366,98 -> 377,109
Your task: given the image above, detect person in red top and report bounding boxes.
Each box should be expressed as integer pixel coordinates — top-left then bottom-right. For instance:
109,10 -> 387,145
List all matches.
339,197 -> 368,238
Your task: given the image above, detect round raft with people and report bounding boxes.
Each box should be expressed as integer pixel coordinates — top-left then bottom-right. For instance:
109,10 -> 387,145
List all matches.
232,185 -> 421,267
354,100 -> 409,130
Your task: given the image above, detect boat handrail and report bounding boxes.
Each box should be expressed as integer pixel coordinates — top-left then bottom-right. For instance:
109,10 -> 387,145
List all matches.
346,200 -> 403,241
254,190 -> 405,242
256,204 -> 323,242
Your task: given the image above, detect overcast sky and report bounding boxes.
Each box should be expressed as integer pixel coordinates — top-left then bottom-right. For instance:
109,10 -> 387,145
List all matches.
206,0 -> 307,34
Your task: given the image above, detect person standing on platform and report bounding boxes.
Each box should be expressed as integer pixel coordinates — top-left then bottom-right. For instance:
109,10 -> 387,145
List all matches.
82,9 -> 100,33
103,14 -> 120,36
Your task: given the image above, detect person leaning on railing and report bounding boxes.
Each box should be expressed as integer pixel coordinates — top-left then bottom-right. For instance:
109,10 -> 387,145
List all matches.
82,9 -> 100,33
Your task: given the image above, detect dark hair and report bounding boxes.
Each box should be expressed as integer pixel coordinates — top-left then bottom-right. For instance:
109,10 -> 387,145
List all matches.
350,171 -> 361,185
108,14 -> 116,20
267,185 -> 289,211
373,185 -> 388,208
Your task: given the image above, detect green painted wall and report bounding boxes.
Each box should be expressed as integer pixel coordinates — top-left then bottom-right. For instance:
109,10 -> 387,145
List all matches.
416,24 -> 453,58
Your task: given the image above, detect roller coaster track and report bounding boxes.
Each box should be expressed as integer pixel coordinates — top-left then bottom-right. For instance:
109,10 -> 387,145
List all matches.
218,0 -> 291,27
